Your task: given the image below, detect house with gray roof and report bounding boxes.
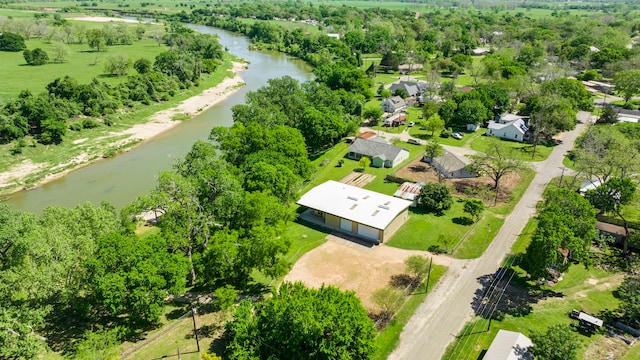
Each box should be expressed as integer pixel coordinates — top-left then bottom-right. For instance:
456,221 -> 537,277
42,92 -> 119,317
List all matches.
425,150 -> 476,179
390,81 -> 422,98
348,138 -> 410,168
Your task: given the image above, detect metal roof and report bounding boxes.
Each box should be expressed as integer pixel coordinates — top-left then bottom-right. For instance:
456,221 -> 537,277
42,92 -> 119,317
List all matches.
484,330 -> 533,360
297,181 -> 412,230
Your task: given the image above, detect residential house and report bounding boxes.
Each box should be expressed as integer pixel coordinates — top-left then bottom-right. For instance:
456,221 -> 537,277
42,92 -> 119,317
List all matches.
393,182 -> 424,206
425,150 -> 476,179
472,47 -> 491,56
579,179 -> 602,195
389,81 -> 422,98
348,138 -> 410,168
486,113 -> 529,142
297,180 -> 412,242
382,96 -> 407,113
383,112 -> 407,127
484,330 -> 533,360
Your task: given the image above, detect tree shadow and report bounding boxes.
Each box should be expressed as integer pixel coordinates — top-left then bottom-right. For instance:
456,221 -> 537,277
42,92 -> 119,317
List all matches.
452,216 -> 473,225
389,273 -> 414,288
166,305 -> 189,320
471,268 -> 563,321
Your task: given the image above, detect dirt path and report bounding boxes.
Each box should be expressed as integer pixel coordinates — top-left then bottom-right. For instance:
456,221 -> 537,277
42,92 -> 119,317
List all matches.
284,237 -> 456,311
388,111 -> 595,360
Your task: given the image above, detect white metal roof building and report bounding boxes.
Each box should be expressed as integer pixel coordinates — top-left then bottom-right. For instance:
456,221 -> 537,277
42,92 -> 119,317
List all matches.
297,180 -> 412,242
484,330 -> 533,360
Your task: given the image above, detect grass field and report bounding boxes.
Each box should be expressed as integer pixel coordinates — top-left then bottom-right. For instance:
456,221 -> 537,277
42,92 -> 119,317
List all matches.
471,135 -> 555,162
0,24 -> 166,103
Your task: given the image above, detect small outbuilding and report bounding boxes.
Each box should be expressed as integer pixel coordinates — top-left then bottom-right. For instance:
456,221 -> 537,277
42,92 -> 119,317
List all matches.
484,330 -> 533,360
297,180 -> 412,243
393,182 -> 423,206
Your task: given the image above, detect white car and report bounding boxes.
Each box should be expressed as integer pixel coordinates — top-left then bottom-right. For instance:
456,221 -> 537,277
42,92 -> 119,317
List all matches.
452,132 -> 463,140
408,122 -> 415,127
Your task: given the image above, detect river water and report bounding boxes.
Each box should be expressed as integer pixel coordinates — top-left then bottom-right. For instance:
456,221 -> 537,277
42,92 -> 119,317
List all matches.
5,25 -> 313,213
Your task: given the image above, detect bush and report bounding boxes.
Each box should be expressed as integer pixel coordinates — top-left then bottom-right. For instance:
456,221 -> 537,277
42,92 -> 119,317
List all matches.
82,118 -> 100,129
212,285 -> 237,311
440,127 -> 452,138
0,32 -> 26,52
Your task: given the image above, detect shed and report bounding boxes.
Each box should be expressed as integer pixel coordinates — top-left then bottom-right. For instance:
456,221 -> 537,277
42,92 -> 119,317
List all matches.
393,182 -> 423,206
484,330 -> 533,360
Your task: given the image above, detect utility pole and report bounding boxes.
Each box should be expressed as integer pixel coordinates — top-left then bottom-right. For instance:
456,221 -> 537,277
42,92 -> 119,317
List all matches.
425,257 -> 433,293
559,166 -> 567,186
191,303 -> 200,353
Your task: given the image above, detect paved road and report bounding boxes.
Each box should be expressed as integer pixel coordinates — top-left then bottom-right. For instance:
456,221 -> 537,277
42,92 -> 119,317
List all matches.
387,111 -> 594,360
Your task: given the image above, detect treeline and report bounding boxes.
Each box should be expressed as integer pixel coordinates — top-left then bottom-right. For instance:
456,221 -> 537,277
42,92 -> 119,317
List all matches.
0,23 -> 222,146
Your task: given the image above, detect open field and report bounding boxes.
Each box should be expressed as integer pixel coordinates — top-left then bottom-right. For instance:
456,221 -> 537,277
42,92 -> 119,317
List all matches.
0,27 -> 166,103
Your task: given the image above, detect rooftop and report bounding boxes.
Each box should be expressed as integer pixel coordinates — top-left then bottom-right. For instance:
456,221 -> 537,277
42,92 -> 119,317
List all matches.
297,180 -> 412,230
484,330 -> 533,360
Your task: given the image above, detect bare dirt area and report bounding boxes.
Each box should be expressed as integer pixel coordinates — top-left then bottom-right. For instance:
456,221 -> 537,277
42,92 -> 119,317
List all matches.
393,157 -> 520,205
284,236 -> 452,311
583,335 -> 630,360
339,172 -> 376,187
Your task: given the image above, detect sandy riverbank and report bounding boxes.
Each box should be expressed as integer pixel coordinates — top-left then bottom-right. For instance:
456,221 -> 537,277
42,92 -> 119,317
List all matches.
0,62 -> 247,195
67,15 -> 153,24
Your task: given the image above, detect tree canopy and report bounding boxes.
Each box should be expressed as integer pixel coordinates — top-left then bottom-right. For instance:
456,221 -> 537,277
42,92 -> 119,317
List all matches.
225,282 -> 376,360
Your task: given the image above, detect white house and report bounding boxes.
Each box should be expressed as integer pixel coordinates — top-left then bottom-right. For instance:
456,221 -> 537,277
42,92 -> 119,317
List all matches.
382,96 -> 407,113
486,114 -> 529,142
297,181 -> 412,242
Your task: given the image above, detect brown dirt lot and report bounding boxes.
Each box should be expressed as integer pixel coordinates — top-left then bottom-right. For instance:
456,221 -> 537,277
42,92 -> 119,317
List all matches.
284,236 -> 452,311
393,157 -> 520,205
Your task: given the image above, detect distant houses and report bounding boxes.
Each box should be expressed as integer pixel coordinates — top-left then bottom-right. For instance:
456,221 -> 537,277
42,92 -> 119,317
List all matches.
348,138 -> 410,168
486,113 -> 529,142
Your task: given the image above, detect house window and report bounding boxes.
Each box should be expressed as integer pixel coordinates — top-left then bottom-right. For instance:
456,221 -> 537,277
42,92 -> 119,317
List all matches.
503,132 -> 506,137
515,134 -> 518,139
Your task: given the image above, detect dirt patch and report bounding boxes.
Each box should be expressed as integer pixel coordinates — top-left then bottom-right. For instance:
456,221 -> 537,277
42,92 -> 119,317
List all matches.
284,237 -> 450,311
0,160 -> 47,189
393,157 -> 520,205
583,335 -> 629,360
339,172 -> 376,187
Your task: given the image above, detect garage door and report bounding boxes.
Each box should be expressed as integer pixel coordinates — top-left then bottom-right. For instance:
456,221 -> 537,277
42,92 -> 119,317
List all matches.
340,218 -> 352,232
357,224 -> 379,240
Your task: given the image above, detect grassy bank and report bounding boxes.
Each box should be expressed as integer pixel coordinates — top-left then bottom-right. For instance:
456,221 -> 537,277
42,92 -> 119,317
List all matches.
0,55 -> 239,196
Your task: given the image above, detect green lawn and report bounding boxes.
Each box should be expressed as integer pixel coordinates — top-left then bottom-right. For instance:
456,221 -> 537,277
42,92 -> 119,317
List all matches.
0,30 -> 167,103
471,135 -> 555,162
443,264 -> 622,360
408,123 -> 484,147
373,264 -> 447,360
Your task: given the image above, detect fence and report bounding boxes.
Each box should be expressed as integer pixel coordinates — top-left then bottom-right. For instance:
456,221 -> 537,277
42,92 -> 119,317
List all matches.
120,310 -> 192,359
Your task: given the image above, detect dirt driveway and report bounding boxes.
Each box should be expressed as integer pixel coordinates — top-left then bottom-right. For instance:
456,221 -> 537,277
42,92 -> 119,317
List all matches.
284,235 -> 453,311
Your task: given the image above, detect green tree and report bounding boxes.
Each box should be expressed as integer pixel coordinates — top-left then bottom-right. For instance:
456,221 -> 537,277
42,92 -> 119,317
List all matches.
73,327 -> 122,360
133,57 -> 152,74
618,274 -> 640,322
418,182 -> 453,214
541,78 -> 593,112
404,255 -> 430,280
528,95 -> 577,158
524,188 -> 596,280
0,32 -> 26,52
85,231 -> 188,325
585,177 -> 636,253
452,99 -> 490,127
51,41 -> 70,63
463,199 -> 485,222
530,324 -> 580,360
86,29 -> 107,52
467,140 -> 528,201
372,286 -> 402,316
359,156 -> 371,171
424,114 -> 445,137
363,106 -> 383,125
596,106 -> 618,125
23,48 -> 49,65
613,70 -> 640,104
424,141 -> 444,163
104,54 -> 131,76
225,282 -> 376,360
573,126 -> 639,183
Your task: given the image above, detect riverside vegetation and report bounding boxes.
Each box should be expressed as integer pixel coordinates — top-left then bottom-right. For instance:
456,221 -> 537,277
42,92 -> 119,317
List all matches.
2,0 -> 640,358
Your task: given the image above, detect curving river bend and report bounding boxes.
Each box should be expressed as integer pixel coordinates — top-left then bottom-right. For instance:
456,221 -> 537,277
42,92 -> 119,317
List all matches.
5,25 -> 313,213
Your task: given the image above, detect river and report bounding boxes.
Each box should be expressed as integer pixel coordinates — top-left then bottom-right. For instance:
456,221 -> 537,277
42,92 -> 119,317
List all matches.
5,25 -> 313,213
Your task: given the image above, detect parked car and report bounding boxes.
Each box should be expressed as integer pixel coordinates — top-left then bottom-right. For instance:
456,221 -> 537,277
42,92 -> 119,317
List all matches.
407,138 -> 420,145
408,122 -> 415,127
452,132 -> 463,140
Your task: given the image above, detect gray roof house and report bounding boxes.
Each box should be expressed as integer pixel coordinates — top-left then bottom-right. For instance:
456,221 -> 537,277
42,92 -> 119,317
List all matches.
382,96 -> 407,113
348,138 -> 410,168
425,150 -> 476,179
484,330 -> 533,360
390,81 -> 422,97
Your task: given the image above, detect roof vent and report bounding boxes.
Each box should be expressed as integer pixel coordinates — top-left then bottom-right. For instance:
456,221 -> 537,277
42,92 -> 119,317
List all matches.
347,196 -> 358,201
378,205 -> 390,210
372,210 -> 379,216
350,204 -> 358,210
